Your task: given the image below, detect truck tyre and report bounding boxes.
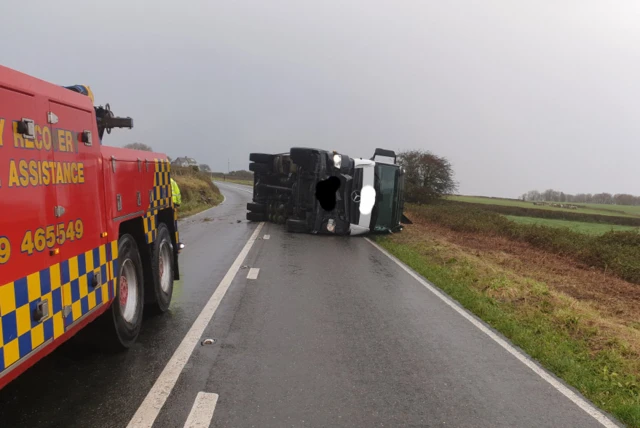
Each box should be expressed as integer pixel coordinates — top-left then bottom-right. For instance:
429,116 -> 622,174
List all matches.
148,223 -> 174,314
247,212 -> 265,222
247,202 -> 265,213
249,162 -> 271,173
249,153 -> 272,163
286,218 -> 308,233
104,234 -> 144,349
289,148 -> 316,172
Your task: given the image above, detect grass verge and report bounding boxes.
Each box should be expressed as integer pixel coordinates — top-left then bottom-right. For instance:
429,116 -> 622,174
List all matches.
506,215 -> 640,235
172,167 -> 223,217
375,228 -> 640,427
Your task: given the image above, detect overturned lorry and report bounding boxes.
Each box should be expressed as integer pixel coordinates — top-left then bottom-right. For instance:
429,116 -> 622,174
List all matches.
246,148 -> 405,235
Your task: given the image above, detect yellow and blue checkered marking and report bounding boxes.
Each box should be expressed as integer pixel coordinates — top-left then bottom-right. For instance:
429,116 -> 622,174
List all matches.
0,241 -> 118,373
144,159 -> 173,244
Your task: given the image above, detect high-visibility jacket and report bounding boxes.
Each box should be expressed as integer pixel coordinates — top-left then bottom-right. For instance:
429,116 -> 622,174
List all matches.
171,178 -> 182,206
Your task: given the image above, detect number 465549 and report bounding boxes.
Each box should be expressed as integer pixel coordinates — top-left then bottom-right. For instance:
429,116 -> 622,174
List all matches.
21,219 -> 84,255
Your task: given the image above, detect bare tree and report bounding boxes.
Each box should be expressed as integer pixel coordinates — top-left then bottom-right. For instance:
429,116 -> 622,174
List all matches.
199,164 -> 212,172
397,150 -> 458,203
124,142 -> 153,151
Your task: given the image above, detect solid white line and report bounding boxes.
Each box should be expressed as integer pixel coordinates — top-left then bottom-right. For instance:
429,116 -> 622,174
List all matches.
183,392 -> 219,428
247,268 -> 260,280
127,222 -> 265,428
365,238 -> 620,428
263,234 -> 270,240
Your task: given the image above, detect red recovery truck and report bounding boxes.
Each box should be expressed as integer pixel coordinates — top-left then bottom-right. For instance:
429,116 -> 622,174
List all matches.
0,65 -> 180,390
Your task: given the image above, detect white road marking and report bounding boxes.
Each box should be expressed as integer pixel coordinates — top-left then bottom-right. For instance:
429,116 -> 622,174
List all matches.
263,234 -> 270,240
247,268 -> 260,280
183,392 -> 219,428
127,223 -> 265,428
365,238 -> 620,428
215,182 -> 253,194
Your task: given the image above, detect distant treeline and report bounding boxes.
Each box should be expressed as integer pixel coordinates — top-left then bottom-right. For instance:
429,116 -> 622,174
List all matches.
522,189 -> 640,206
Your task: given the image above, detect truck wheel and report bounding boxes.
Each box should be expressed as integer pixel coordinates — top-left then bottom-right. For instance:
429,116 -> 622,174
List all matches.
105,234 -> 144,349
148,223 -> 174,314
247,202 -> 265,213
247,212 -> 265,221
286,218 -> 308,233
249,162 -> 271,173
289,148 -> 316,172
249,153 -> 273,163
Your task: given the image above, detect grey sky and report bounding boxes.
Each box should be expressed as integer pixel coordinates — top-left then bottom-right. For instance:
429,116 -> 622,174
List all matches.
2,1 -> 639,197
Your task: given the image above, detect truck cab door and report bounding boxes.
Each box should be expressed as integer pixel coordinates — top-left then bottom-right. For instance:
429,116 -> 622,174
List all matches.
0,89 -> 63,372
48,100 -> 112,331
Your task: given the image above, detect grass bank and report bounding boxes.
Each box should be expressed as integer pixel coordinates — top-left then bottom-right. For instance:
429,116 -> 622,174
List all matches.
413,202 -> 640,285
172,167 -> 223,217
506,215 -> 640,235
375,215 -> 640,426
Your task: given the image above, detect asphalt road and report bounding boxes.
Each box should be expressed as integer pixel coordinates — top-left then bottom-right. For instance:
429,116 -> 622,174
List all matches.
0,182 -> 621,428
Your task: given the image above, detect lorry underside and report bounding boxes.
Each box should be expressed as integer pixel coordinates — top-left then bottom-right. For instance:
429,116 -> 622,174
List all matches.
246,148 -> 405,235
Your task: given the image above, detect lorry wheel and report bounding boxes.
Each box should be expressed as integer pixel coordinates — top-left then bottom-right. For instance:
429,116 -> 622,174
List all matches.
247,202 -> 265,213
249,162 -> 270,173
247,212 -> 265,222
289,148 -> 316,172
286,218 -> 308,233
104,234 -> 144,349
249,153 -> 273,163
148,224 -> 174,314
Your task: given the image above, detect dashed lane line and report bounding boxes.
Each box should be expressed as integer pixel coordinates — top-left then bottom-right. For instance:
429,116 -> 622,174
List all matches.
183,392 -> 219,428
247,268 -> 260,280
127,222 -> 265,428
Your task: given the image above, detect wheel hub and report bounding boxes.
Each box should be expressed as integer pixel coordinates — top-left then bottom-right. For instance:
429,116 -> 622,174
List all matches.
119,276 -> 128,307
119,259 -> 139,323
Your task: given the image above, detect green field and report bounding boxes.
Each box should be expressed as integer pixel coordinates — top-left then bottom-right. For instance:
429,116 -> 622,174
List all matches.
505,215 -> 640,235
449,195 -> 640,218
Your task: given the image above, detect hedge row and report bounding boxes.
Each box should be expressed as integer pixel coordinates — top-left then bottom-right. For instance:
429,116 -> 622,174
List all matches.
411,203 -> 640,285
445,201 -> 640,227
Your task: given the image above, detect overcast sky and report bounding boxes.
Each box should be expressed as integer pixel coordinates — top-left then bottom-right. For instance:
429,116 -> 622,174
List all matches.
2,1 -> 639,197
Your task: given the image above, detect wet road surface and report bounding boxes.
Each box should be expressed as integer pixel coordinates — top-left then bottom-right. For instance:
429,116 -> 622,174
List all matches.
0,182 -> 620,427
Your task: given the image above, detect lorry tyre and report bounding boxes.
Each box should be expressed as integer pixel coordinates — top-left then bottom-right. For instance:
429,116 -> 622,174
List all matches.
148,223 -> 174,314
247,202 -> 265,213
105,234 -> 144,349
249,153 -> 272,163
286,218 -> 308,233
249,162 -> 270,173
247,212 -> 265,222
289,148 -> 316,172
